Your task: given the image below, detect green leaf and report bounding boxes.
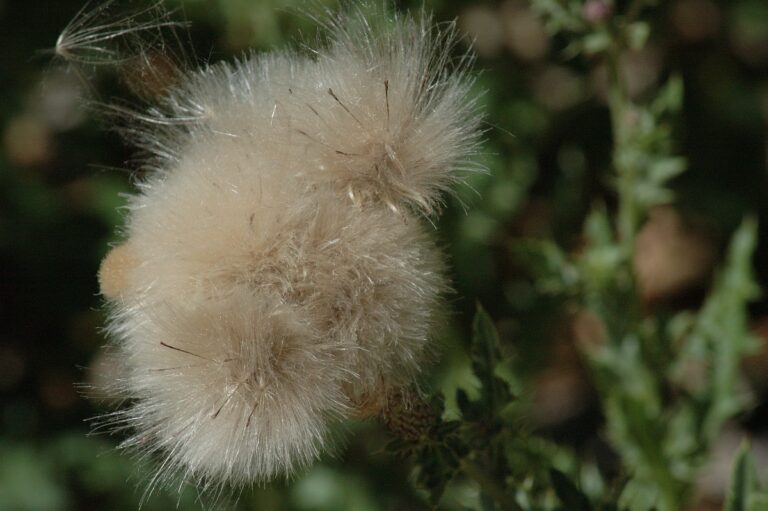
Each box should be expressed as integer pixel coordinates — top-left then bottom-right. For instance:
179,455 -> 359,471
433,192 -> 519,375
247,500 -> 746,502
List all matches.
513,239 -> 579,295
416,444 -> 455,506
750,493 -> 768,509
531,0 -> 586,34
648,157 -> 686,184
583,206 -> 615,248
579,207 -> 627,294
470,304 -> 512,416
652,76 -> 684,114
627,22 -> 650,50
693,218 -> 760,443
618,477 -> 662,511
725,441 -> 759,511
456,387 -> 479,421
583,31 -> 612,54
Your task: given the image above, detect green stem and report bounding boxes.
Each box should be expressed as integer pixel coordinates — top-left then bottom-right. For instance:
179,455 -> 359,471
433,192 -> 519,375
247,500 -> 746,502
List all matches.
606,45 -> 637,253
459,458 -> 522,511
608,0 -> 654,252
601,7 -> 687,510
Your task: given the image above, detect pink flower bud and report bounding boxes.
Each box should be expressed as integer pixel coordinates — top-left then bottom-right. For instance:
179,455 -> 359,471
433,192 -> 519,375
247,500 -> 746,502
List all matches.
583,0 -> 613,24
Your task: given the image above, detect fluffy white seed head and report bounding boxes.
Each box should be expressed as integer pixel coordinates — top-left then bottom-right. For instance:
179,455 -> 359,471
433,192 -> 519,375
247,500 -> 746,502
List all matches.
76,2 -> 482,490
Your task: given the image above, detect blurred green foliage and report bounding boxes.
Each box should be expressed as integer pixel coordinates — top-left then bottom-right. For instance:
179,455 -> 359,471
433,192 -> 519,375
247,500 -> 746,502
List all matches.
2,0 -> 768,510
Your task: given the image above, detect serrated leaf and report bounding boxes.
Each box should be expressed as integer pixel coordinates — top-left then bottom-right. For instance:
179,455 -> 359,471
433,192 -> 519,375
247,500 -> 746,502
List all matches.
513,240 -> 579,294
693,218 -> 760,443
417,444 -> 453,506
471,304 -> 512,415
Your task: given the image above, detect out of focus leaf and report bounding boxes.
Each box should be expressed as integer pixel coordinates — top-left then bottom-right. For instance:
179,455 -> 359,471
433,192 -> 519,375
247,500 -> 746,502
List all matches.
513,240 -> 579,295
724,441 -> 759,511
470,304 -> 512,416
550,469 -> 592,511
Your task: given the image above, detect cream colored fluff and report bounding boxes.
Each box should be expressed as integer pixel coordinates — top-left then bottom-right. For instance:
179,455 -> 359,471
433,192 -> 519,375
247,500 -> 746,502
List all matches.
89,5 -> 482,489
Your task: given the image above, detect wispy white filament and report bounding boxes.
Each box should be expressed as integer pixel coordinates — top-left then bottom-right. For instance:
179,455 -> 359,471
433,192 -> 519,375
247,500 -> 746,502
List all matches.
70,1 -> 483,491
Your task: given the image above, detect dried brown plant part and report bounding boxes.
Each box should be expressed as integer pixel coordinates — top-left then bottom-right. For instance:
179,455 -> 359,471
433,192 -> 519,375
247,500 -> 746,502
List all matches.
349,383 -> 438,442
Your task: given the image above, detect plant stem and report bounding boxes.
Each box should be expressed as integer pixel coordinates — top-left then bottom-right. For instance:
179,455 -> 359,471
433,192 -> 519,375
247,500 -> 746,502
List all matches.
606,45 -> 637,253
602,6 -> 687,510
609,0 -> 654,253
